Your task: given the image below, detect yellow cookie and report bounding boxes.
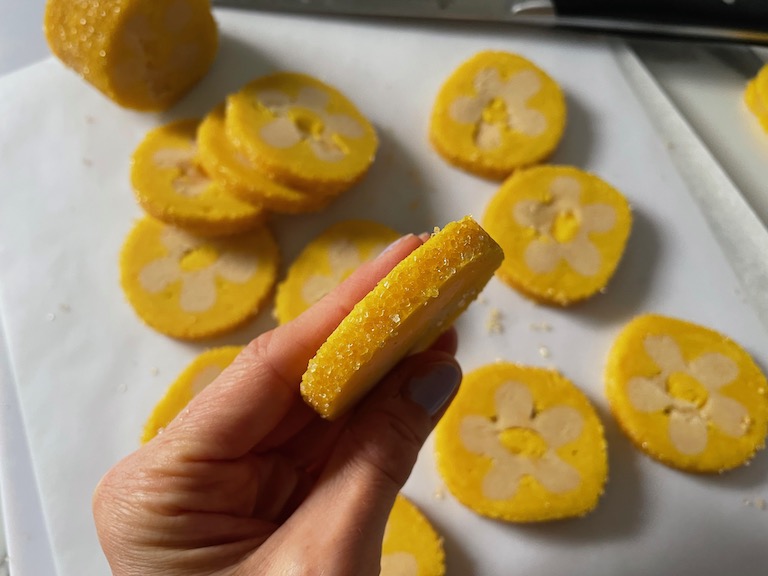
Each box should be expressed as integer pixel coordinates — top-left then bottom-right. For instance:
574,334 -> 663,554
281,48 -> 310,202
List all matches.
141,346 -> 243,443
226,72 -> 378,192
484,165 -> 632,306
131,119 -> 265,236
746,74 -> 768,133
606,314 -> 768,473
435,363 -> 607,522
197,105 -> 339,214
44,0 -> 217,111
301,217 -> 503,420
381,495 -> 445,576
430,51 -> 566,179
274,220 -> 400,325
120,217 -> 279,340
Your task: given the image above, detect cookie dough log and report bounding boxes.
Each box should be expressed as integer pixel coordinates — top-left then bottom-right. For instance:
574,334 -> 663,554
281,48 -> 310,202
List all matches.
44,0 -> 218,111
301,217 -> 504,420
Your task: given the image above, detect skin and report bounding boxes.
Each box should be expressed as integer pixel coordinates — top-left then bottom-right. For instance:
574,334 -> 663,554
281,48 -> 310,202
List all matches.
93,234 -> 461,576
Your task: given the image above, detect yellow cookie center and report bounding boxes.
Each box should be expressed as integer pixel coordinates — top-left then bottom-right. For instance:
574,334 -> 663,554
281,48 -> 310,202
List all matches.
498,426 -> 548,459
666,372 -> 709,408
289,109 -> 325,138
180,246 -> 219,272
482,97 -> 508,125
551,209 -> 581,243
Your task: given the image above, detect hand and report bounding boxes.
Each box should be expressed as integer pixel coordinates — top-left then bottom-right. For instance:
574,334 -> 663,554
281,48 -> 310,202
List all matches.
93,234 -> 462,576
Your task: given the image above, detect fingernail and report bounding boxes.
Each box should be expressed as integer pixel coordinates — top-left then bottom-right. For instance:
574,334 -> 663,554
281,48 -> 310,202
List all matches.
418,231 -> 431,242
380,234 -> 415,257
407,362 -> 461,416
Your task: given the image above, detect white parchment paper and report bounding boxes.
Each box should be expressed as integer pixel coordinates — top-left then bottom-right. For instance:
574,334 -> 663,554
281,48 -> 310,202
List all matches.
0,9 -> 767,576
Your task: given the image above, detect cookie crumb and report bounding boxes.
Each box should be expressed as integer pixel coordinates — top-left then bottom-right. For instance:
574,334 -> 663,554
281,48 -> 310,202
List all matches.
755,498 -> 767,510
538,345 -> 551,359
530,322 -> 552,332
151,367 -> 160,377
82,158 -> 93,167
59,303 -> 71,313
118,381 -> 128,393
434,484 -> 446,500
46,312 -> 56,322
486,308 -> 504,334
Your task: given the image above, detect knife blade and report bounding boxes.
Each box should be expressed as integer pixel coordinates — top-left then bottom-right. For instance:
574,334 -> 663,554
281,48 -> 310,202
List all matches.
212,0 -> 768,45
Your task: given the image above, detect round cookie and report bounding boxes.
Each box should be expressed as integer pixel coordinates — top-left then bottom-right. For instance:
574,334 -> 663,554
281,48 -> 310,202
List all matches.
226,72 -> 378,192
141,346 -> 243,443
197,105 -> 339,214
483,165 -> 632,306
301,217 -> 503,420
381,495 -> 445,576
44,0 -> 217,111
131,119 -> 265,236
435,363 -> 607,522
274,220 -> 400,325
429,51 -> 566,180
606,314 -> 768,473
120,217 -> 279,340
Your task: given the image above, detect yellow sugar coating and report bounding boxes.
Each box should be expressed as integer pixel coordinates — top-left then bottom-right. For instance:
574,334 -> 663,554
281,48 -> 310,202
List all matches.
226,72 -> 378,192
746,73 -> 768,133
44,0 -> 218,111
274,220 -> 400,325
197,105 -> 339,214
141,346 -> 242,443
606,314 -> 768,474
435,363 -> 607,522
484,165 -> 632,306
120,217 -> 279,340
381,495 -> 445,576
429,51 -> 566,180
301,217 -> 503,420
131,119 -> 265,236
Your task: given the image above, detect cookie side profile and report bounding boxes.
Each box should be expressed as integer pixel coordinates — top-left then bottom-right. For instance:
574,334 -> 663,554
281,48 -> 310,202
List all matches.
301,217 -> 503,420
430,51 -> 566,179
483,165 -> 631,306
435,363 -> 607,522
606,314 -> 768,473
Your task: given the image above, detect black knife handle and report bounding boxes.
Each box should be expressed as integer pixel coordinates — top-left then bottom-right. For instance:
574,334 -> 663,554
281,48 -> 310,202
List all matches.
553,0 -> 768,30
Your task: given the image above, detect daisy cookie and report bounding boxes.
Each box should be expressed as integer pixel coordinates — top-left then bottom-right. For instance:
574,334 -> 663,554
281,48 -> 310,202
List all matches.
120,217 -> 279,340
483,165 -> 631,306
226,72 -> 378,192
44,0 -> 217,111
141,346 -> 243,443
131,119 -> 265,236
274,220 -> 400,325
606,314 -> 768,473
381,495 -> 445,576
430,51 -> 566,179
301,217 -> 503,420
435,363 -> 607,522
197,106 -> 338,214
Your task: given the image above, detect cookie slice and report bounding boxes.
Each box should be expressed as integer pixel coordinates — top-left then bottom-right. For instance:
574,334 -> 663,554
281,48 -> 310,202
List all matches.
746,73 -> 768,133
226,72 -> 378,192
606,314 -> 768,473
141,346 -> 243,443
44,0 -> 217,111
131,119 -> 265,236
120,217 -> 279,340
430,51 -> 566,179
197,105 -> 338,214
483,165 -> 631,306
274,220 -> 400,325
301,217 -> 503,420
435,363 -> 607,522
381,495 -> 445,576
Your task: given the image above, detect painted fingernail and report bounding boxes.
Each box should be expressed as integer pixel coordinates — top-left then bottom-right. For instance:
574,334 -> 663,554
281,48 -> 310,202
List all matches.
407,362 -> 462,416
418,231 -> 431,242
380,234 -> 415,257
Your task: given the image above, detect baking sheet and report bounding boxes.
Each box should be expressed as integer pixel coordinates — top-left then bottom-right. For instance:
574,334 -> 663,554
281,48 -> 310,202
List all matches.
1,9 -> 768,576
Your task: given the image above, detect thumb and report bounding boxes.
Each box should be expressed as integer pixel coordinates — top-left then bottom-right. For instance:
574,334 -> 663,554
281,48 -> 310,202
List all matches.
258,351 -> 461,575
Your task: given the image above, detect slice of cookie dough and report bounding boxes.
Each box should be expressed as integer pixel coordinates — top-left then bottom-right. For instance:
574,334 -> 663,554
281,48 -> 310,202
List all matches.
483,165 -> 631,306
435,363 -> 607,522
226,72 -> 378,192
44,0 -> 217,111
197,106 -> 339,214
141,346 -> 243,443
381,495 -> 445,576
274,220 -> 400,325
301,217 -> 503,420
430,51 -> 566,179
606,314 -> 768,473
120,217 -> 279,340
131,119 -> 265,236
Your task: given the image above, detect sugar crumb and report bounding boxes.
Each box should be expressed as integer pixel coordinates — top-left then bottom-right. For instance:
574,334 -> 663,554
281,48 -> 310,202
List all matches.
755,498 -> 767,511
530,322 -> 552,332
118,381 -> 127,393
151,367 -> 160,377
46,312 -> 56,322
433,484 -> 446,500
486,308 -> 504,334
538,345 -> 551,359
59,303 -> 71,313
478,295 -> 489,305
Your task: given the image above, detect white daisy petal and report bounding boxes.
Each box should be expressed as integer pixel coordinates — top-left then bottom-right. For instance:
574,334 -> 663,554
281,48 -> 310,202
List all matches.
460,415 -> 501,457
532,452 -> 582,494
499,69 -> 542,102
482,458 -> 525,500
508,109 -> 547,137
668,410 -> 708,455
524,238 -> 562,274
644,334 -> 687,374
259,117 -> 303,149
627,376 -> 671,413
474,122 -> 503,150
325,114 -> 364,139
309,138 -> 346,162
449,95 -> 485,125
213,252 -> 258,284
295,86 -> 330,110
534,405 -> 584,448
256,89 -> 291,109
562,236 -> 602,277
707,394 -> 750,438
380,552 -> 419,576
689,353 -> 740,391
474,67 -> 504,95
179,270 -> 218,313
581,203 -> 617,234
139,258 -> 179,293
494,381 -> 535,428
